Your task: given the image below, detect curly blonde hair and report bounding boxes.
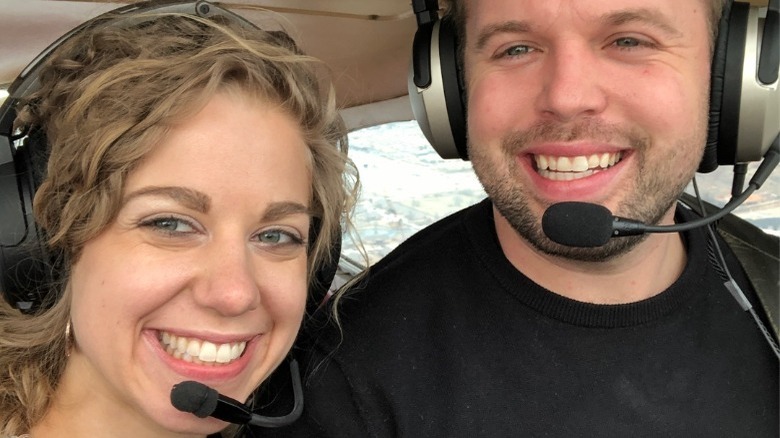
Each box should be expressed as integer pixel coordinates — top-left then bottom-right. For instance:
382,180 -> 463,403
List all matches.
0,8 -> 358,436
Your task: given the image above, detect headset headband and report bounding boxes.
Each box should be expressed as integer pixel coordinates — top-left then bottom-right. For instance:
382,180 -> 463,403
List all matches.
408,0 -> 780,172
0,1 -> 324,312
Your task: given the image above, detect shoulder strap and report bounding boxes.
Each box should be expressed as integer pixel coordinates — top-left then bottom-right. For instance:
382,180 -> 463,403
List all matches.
679,193 -> 779,339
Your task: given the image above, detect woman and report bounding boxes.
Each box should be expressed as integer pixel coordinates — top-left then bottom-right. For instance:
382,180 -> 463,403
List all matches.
0,2 -> 358,436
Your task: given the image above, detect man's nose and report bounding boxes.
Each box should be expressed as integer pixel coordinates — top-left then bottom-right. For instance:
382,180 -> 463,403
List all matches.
535,42 -> 609,122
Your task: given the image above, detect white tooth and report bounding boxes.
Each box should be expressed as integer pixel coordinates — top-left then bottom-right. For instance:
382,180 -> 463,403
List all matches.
536,155 -> 549,170
571,156 -> 589,172
169,334 -> 177,347
216,344 -> 232,363
199,341 -> 217,362
231,343 -> 241,359
600,153 -> 610,168
548,156 -> 558,171
173,350 -> 182,359
182,353 -> 193,363
557,157 -> 572,172
186,339 -> 201,357
162,332 -> 170,345
176,336 -> 188,354
609,153 -> 617,166
587,154 -> 600,168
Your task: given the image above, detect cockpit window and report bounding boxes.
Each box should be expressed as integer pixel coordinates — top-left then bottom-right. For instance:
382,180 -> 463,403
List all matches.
342,121 -> 780,270
687,163 -> 780,236
341,121 -> 484,267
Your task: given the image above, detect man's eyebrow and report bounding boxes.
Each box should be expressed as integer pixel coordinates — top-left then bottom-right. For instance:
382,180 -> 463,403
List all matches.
124,186 -> 211,212
261,201 -> 311,222
472,8 -> 683,52
601,8 -> 683,38
474,20 -> 532,51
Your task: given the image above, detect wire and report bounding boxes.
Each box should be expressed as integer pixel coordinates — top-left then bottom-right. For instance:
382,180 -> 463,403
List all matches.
691,176 -> 780,360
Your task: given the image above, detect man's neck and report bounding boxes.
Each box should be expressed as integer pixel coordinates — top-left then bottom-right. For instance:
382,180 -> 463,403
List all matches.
494,207 -> 687,304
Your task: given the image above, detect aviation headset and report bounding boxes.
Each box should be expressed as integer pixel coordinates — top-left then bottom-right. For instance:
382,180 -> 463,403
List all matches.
409,0 -> 780,172
0,0 -> 340,313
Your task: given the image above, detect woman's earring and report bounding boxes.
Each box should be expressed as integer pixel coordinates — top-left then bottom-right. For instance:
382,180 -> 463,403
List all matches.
65,320 -> 73,357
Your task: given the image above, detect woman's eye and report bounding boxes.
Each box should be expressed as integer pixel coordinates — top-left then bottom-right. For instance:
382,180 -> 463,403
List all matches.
140,217 -> 196,234
256,229 -> 304,246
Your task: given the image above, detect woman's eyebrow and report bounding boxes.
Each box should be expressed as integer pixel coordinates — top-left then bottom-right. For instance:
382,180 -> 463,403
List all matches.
123,186 -> 211,212
261,202 -> 311,222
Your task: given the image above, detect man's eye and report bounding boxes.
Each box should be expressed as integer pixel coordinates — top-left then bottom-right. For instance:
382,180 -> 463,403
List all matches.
503,45 -> 533,57
614,37 -> 645,49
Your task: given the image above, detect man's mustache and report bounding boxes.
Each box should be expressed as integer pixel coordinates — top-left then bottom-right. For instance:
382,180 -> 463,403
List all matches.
501,119 -> 649,154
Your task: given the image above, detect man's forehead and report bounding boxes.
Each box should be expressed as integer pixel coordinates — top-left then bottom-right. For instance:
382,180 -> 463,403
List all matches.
461,0 -> 707,36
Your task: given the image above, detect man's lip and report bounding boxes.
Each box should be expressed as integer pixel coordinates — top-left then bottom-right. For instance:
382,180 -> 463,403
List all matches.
517,150 -> 632,201
523,142 -> 626,157
532,151 -> 624,173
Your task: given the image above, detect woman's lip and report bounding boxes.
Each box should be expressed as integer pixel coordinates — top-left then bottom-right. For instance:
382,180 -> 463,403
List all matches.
154,328 -> 258,344
144,330 -> 261,382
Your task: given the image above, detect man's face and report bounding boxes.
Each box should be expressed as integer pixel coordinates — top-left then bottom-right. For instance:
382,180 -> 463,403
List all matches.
463,0 -> 712,260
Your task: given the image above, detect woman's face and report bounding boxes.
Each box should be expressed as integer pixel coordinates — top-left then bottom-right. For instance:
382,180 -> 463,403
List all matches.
64,91 -> 312,435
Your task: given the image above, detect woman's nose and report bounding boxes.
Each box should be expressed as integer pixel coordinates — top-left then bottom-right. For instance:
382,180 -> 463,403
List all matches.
192,239 -> 262,317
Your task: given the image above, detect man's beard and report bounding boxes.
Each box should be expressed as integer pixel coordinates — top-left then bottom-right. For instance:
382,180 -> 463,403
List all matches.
470,119 -> 698,262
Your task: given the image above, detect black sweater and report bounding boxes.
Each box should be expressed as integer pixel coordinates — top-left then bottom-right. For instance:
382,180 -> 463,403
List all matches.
262,199 -> 778,437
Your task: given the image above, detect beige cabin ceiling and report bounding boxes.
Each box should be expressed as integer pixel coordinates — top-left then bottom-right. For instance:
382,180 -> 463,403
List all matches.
0,0 -> 771,110
0,0 -> 418,109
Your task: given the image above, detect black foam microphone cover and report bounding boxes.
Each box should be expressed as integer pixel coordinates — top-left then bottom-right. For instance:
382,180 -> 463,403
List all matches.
542,202 -> 614,247
170,380 -> 219,418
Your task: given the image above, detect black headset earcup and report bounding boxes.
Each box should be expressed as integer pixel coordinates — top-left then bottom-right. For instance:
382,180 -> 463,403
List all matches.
409,17 -> 468,160
701,1 -> 737,173
703,1 -> 752,172
0,127 -> 58,313
702,1 -> 779,172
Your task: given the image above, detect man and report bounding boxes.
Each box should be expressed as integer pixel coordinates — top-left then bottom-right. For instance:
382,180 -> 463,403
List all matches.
269,0 -> 779,436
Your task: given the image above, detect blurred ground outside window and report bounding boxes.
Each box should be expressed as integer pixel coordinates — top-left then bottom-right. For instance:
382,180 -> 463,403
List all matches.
342,121 -> 780,268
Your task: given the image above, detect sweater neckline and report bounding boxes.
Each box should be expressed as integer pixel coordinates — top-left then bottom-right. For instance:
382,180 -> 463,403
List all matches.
464,199 -> 708,328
